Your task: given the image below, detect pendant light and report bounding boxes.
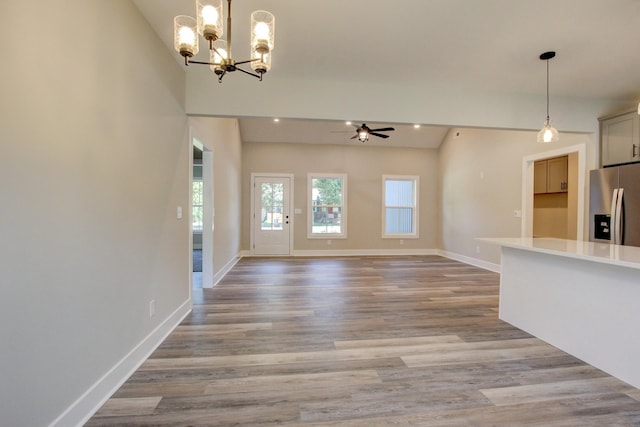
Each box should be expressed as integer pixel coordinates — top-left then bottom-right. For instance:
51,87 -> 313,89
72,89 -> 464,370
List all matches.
537,51 -> 559,143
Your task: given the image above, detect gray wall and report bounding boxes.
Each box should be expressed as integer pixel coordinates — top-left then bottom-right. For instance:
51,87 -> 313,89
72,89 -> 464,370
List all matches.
190,117 -> 243,274
438,128 -> 596,265
242,142 -> 439,253
0,1 -> 190,425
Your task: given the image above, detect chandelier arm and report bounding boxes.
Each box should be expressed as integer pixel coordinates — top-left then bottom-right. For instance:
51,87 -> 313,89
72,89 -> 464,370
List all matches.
235,66 -> 262,79
235,58 -> 261,66
189,60 -> 221,66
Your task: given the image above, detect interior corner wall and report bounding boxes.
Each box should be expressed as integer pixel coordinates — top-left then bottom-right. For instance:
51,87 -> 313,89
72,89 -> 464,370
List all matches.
0,1 -> 190,426
189,117 -> 243,275
438,128 -> 596,265
241,142 -> 439,253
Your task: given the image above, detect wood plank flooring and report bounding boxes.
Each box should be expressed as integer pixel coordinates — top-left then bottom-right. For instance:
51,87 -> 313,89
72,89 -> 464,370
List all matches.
86,256 -> 640,426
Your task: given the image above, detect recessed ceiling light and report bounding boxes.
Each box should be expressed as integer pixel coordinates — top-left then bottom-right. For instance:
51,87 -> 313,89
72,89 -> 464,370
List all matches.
414,124 -> 421,129
273,118 -> 280,122
345,121 -> 352,126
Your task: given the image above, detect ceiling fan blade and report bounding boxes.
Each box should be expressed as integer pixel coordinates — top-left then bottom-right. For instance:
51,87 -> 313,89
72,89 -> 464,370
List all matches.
370,132 -> 390,139
369,127 -> 395,132
350,135 -> 358,139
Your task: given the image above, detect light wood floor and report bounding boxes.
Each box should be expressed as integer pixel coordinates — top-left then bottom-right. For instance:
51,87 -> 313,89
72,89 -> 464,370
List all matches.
87,256 -> 640,426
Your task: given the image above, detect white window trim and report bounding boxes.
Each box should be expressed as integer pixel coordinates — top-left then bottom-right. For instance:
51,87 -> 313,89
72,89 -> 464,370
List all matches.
382,175 -> 419,239
307,173 -> 348,239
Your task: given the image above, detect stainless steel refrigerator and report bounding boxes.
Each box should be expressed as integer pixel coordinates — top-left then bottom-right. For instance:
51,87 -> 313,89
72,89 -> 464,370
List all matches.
589,162 -> 640,246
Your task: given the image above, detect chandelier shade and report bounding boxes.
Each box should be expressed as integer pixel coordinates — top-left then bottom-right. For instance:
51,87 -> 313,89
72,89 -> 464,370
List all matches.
174,16 -> 198,58
197,0 -> 223,41
173,0 -> 275,82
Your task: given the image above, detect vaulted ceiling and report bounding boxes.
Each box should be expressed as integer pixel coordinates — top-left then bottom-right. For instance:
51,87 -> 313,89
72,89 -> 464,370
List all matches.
134,0 -> 640,148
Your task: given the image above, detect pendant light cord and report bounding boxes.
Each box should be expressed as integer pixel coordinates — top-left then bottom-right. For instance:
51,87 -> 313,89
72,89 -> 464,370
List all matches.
546,59 -> 550,122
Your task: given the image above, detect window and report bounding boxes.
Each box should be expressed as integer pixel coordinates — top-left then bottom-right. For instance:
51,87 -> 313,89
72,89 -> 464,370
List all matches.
383,175 -> 418,237
308,173 -> 347,238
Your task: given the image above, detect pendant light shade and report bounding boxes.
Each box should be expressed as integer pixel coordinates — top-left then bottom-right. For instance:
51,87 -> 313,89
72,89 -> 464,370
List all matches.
537,51 -> 559,143
537,120 -> 559,143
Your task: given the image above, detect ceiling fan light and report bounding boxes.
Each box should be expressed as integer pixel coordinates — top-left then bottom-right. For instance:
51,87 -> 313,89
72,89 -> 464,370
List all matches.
537,120 -> 559,143
358,131 -> 369,142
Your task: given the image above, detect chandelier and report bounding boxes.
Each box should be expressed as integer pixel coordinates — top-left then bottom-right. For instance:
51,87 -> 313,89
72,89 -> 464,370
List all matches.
174,0 -> 275,82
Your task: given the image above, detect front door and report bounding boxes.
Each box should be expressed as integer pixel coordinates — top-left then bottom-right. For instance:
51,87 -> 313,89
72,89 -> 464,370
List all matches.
253,175 -> 292,255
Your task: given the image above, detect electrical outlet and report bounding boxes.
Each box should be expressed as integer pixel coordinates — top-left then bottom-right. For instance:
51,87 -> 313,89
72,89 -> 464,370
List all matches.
149,300 -> 156,318
513,210 -> 522,218
476,246 -> 481,254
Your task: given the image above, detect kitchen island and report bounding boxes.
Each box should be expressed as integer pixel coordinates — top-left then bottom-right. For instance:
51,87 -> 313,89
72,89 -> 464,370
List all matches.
480,237 -> 640,389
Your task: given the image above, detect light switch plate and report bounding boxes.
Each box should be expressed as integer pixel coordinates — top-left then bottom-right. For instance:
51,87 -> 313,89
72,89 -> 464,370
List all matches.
177,206 -> 183,219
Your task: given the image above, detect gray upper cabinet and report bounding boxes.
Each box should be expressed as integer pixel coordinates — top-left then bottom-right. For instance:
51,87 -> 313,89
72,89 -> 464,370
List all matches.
534,156 -> 568,194
600,110 -> 640,167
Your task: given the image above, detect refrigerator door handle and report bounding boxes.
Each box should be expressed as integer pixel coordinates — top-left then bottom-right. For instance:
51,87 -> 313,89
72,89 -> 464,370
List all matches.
610,188 -> 619,244
615,188 -> 624,244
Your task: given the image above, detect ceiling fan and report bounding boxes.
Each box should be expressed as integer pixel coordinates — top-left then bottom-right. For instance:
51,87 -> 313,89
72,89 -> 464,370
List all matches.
351,123 -> 395,143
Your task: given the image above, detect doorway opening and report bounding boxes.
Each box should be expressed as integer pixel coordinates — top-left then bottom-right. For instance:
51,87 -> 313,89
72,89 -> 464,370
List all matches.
191,135 -> 214,288
522,144 -> 586,241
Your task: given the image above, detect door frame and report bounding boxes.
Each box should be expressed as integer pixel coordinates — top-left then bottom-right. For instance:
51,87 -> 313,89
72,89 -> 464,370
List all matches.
250,173 -> 294,256
521,143 -> 587,241
190,128 -> 214,289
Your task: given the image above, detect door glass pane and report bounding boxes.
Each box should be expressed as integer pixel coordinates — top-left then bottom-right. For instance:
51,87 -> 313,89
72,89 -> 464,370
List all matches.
261,183 -> 284,231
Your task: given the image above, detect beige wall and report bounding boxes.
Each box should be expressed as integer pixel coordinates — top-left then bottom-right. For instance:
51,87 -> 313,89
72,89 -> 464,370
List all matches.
242,142 -> 439,253
438,128 -> 596,265
0,1 -> 189,425
189,117 -> 243,274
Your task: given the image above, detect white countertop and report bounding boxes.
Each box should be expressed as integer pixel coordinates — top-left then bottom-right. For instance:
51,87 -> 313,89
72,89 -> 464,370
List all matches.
478,237 -> 640,271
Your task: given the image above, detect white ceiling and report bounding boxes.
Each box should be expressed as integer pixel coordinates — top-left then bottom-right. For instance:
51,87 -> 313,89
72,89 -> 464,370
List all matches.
238,118 -> 450,148
133,0 -> 640,148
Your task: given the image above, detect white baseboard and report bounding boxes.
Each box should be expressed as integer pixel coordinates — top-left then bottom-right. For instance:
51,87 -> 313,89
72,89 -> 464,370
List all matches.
211,255 -> 241,286
51,299 -> 192,427
292,248 -> 438,257
437,250 -> 501,273
242,249 -> 438,257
